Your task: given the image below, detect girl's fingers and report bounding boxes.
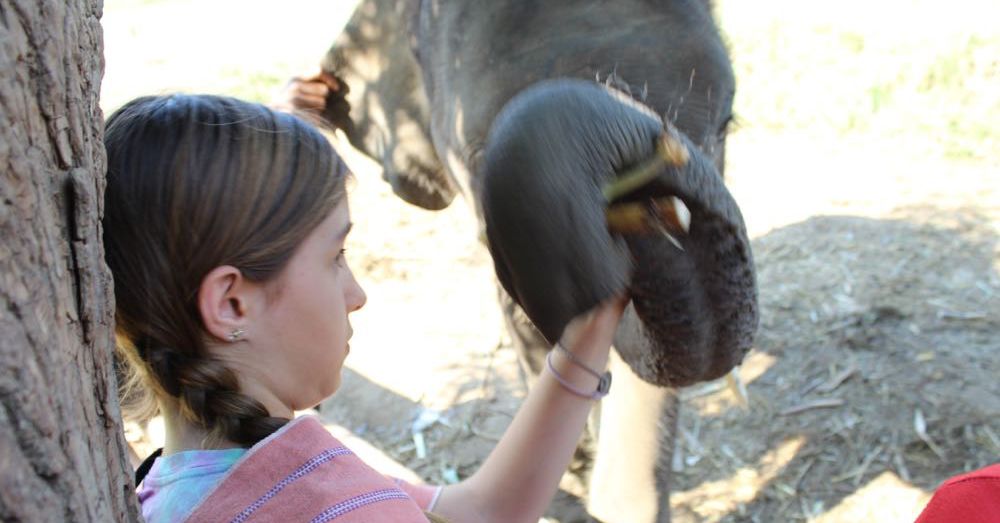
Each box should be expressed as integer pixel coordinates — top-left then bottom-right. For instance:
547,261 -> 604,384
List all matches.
294,81 -> 329,97
560,292 -> 629,351
291,94 -> 327,110
298,71 -> 341,92
590,293 -> 629,326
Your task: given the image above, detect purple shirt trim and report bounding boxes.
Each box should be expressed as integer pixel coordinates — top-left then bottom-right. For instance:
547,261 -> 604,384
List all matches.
229,446 -> 353,523
310,488 -> 412,523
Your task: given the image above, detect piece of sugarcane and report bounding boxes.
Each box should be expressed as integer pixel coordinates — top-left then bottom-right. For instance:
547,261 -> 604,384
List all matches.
605,197 -> 690,235
606,197 -> 690,249
601,130 -> 689,202
603,130 -> 690,247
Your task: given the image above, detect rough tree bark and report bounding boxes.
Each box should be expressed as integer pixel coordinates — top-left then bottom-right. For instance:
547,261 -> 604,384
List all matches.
0,0 -> 139,521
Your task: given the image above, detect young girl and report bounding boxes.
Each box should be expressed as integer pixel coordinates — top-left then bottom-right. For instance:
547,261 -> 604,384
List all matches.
105,94 -> 626,523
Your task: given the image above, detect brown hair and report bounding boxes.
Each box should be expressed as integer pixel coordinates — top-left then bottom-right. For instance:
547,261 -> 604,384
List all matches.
103,94 -> 348,446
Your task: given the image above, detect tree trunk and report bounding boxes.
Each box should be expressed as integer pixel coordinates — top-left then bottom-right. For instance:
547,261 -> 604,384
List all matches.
0,0 -> 139,521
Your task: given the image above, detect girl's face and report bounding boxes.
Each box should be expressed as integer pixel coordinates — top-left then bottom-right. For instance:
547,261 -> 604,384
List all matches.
237,201 -> 367,416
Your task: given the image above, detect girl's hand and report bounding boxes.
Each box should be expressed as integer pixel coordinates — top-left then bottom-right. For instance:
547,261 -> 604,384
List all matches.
559,293 -> 629,357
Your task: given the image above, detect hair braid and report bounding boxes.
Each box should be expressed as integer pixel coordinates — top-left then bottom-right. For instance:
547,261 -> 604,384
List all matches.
174,356 -> 286,447
134,335 -> 286,447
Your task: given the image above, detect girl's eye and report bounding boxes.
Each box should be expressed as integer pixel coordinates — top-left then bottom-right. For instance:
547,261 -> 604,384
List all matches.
335,249 -> 347,267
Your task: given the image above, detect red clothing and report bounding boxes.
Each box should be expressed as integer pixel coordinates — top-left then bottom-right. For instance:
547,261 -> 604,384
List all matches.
185,416 -> 437,522
915,463 -> 1000,523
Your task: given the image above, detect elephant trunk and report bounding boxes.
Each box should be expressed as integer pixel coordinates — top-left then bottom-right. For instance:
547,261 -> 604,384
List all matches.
482,79 -> 757,387
617,125 -> 758,386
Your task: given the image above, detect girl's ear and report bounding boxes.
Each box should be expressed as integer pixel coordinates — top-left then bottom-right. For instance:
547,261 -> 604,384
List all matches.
198,265 -> 256,343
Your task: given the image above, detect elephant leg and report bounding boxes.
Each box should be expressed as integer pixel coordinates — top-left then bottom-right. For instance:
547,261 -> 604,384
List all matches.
588,350 -> 678,523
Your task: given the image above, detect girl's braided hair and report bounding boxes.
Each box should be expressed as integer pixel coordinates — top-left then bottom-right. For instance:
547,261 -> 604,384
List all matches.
104,94 -> 347,446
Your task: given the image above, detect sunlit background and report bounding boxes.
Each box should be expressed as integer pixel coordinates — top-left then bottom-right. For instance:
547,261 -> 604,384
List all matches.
102,0 -> 1000,238
103,1 -> 999,521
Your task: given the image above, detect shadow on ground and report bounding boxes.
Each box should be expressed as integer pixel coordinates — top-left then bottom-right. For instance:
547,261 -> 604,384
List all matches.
672,206 -> 999,522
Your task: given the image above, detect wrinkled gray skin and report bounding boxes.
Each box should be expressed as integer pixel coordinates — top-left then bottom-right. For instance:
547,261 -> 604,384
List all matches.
319,1 -> 757,521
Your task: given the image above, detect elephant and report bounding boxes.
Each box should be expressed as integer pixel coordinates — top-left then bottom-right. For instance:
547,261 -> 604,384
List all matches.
306,1 -> 758,521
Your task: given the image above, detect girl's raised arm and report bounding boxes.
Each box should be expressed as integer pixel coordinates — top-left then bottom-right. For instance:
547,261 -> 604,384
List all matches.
433,294 -> 628,523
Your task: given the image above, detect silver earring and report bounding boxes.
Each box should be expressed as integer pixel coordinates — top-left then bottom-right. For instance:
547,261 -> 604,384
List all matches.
227,328 -> 245,342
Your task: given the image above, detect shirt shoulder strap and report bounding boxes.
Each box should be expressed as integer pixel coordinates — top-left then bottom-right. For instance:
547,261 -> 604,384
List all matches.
135,447 -> 163,486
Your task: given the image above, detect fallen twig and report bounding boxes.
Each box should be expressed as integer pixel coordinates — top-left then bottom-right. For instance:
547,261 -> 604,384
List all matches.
831,444 -> 883,486
983,425 -> 1000,453
893,449 -> 912,483
816,362 -> 857,393
890,431 -> 911,482
914,409 -> 946,459
726,367 -> 750,409
792,457 -> 816,492
779,398 -> 845,416
680,379 -> 727,400
467,425 -> 502,442
937,310 -> 987,321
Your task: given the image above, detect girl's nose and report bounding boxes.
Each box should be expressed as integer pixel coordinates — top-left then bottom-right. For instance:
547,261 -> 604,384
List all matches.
348,273 -> 367,312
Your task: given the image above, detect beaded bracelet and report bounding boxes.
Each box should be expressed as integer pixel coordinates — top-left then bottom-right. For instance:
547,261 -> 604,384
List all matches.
545,348 -> 612,400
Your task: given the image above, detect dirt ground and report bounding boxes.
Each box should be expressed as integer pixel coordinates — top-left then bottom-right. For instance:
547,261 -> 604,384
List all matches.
105,1 -> 999,521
